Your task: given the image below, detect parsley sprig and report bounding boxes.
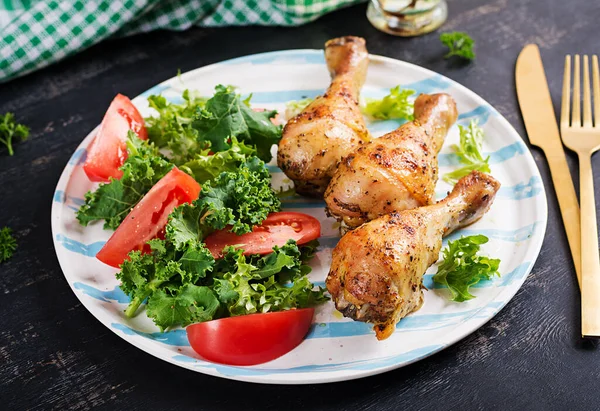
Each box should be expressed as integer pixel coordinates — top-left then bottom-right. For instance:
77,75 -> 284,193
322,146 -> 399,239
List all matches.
0,113 -> 29,156
0,227 -> 17,263
440,32 -> 475,61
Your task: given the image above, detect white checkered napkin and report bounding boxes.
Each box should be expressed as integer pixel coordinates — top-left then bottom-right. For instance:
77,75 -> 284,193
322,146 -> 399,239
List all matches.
0,0 -> 365,83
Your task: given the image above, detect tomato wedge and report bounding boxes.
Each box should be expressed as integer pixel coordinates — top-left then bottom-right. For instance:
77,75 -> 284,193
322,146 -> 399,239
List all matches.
84,94 -> 148,182
187,308 -> 314,365
96,167 -> 200,268
204,212 -> 321,258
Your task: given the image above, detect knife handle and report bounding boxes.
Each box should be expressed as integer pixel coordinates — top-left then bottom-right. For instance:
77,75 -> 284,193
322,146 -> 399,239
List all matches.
545,149 -> 581,287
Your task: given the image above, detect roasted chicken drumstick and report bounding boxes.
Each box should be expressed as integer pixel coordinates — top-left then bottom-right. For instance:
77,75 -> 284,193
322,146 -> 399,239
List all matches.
325,93 -> 458,229
277,36 -> 370,197
326,171 -> 501,340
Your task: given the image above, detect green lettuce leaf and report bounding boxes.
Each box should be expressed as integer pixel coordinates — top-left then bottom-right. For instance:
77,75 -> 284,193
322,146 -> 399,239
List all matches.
180,137 -> 256,183
432,235 -> 501,302
363,86 -> 415,120
145,89 -> 208,164
443,120 -> 491,185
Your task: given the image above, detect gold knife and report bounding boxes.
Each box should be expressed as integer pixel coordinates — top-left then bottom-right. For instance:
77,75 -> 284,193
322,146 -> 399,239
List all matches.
515,44 -> 581,288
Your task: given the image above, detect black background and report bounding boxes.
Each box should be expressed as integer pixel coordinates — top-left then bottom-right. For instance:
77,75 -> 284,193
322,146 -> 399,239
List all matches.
2,0 -> 600,409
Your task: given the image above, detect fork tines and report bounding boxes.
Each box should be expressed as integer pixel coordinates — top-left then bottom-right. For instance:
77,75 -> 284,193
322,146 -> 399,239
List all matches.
561,54 -> 600,129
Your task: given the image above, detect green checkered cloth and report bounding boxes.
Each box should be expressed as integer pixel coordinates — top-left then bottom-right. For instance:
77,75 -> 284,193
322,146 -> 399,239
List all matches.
0,0 -> 364,83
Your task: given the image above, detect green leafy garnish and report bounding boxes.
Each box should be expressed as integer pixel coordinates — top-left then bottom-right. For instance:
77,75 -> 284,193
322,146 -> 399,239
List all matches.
0,113 -> 29,156
433,235 -> 501,302
0,227 -> 17,263
440,32 -> 475,61
76,133 -> 173,230
193,85 -> 282,162
285,97 -> 314,119
145,90 -> 208,164
118,238 -> 216,329
214,242 -> 327,317
443,120 -> 491,185
166,156 -> 281,247
146,284 -> 220,331
119,237 -> 325,330
180,137 -> 255,182
363,86 -> 415,120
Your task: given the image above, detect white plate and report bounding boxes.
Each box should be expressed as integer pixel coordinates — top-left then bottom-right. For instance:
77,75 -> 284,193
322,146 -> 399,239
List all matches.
51,50 -> 547,384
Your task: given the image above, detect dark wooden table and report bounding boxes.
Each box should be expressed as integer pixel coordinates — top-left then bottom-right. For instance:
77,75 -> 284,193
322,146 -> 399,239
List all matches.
2,0 -> 600,409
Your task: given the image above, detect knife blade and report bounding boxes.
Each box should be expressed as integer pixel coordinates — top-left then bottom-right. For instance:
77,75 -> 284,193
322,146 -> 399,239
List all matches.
515,43 -> 581,288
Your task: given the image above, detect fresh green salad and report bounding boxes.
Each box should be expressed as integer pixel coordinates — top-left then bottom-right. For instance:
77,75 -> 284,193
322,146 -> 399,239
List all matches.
77,85 -> 326,331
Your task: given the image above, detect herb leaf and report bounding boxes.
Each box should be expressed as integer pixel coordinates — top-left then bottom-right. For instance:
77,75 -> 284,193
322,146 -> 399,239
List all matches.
145,90 -> 208,164
0,227 -> 17,263
0,113 -> 29,156
213,241 -> 327,316
432,235 -> 501,302
440,32 -> 476,60
166,156 -> 281,247
118,237 -> 325,330
146,284 -> 220,331
180,137 -> 255,182
443,120 -> 491,185
363,86 -> 415,120
193,85 -> 282,162
118,238 -> 215,321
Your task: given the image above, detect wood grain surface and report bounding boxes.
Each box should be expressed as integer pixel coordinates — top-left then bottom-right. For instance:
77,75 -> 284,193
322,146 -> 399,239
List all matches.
1,0 -> 600,409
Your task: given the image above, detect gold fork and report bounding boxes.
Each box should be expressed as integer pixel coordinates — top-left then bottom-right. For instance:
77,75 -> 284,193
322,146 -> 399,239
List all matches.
561,55 -> 600,338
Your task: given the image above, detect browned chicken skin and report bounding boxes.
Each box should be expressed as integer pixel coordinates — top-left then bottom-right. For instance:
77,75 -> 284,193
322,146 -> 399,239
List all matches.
325,93 -> 458,228
277,36 -> 371,197
326,171 -> 501,340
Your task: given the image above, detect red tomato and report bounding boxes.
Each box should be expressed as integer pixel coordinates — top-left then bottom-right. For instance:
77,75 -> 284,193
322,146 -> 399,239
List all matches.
204,212 -> 321,258
84,94 -> 148,182
96,167 -> 201,268
187,308 -> 314,365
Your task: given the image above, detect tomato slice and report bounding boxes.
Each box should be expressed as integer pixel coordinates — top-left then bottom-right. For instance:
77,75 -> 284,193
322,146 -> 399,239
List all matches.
84,94 -> 148,182
187,308 -> 314,365
96,167 -> 200,268
204,212 -> 321,258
